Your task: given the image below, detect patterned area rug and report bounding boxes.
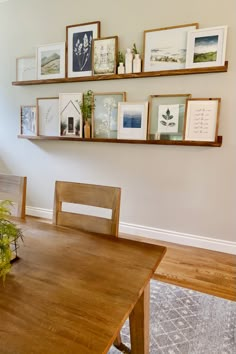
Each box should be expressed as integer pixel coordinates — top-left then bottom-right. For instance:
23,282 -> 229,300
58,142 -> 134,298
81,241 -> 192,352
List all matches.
108,280 -> 236,354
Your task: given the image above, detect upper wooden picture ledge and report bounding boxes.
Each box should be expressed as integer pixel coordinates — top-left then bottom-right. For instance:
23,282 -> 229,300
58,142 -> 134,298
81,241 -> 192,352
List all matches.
12,62 -> 228,86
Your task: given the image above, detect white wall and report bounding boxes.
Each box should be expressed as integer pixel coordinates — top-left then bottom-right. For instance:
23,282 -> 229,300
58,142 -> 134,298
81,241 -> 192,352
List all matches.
0,0 -> 235,252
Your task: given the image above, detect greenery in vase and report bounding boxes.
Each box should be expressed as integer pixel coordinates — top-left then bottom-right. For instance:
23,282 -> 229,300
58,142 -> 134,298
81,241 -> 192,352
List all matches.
0,200 -> 23,281
118,51 -> 125,63
80,90 -> 94,122
132,43 -> 139,55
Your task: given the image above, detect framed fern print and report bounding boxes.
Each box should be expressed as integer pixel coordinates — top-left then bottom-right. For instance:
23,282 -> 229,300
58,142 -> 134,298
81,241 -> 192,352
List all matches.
148,94 -> 191,141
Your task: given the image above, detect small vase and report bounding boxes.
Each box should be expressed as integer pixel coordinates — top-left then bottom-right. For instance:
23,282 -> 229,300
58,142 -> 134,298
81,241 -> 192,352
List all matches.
133,53 -> 141,73
84,120 -> 91,138
117,62 -> 125,74
125,48 -> 133,74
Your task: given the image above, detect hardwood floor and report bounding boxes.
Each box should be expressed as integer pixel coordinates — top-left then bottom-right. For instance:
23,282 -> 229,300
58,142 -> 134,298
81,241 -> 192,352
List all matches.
27,217 -> 236,301
120,233 -> 236,301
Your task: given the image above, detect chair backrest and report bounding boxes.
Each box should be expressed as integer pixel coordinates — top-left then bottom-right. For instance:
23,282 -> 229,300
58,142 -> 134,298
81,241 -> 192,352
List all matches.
0,174 -> 27,218
53,181 -> 121,237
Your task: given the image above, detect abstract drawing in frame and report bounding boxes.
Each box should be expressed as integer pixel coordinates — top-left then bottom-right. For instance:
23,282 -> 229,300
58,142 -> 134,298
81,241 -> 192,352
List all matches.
185,26 -> 227,69
184,98 -> 221,142
92,92 -> 126,138
143,23 -> 198,72
66,21 -> 100,78
148,94 -> 191,141
20,105 -> 37,136
93,36 -> 118,75
36,42 -> 65,80
16,56 -> 36,81
37,97 -> 59,136
59,93 -> 83,137
117,102 -> 149,140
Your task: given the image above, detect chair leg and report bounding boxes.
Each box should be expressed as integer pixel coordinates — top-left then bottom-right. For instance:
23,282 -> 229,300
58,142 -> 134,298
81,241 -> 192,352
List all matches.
113,331 -> 131,353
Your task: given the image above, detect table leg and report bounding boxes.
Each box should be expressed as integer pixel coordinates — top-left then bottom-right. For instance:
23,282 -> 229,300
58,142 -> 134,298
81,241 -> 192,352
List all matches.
129,282 -> 150,354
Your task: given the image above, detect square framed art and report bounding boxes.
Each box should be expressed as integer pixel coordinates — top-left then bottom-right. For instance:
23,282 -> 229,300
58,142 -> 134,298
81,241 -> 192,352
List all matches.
185,26 -> 228,68
92,92 -> 126,138
184,98 -> 221,142
59,93 -> 83,137
66,21 -> 100,78
143,23 -> 198,72
92,36 -> 118,75
20,105 -> 37,136
117,102 -> 149,140
148,94 -> 191,141
36,42 -> 65,80
16,56 -> 36,81
36,97 -> 59,136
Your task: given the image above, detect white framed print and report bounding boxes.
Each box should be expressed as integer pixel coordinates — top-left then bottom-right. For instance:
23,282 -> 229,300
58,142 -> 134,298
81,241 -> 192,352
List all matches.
36,42 -> 65,80
37,97 -> 59,136
185,26 -> 227,68
117,102 -> 149,140
59,93 -> 83,137
184,98 -> 221,142
16,56 -> 36,81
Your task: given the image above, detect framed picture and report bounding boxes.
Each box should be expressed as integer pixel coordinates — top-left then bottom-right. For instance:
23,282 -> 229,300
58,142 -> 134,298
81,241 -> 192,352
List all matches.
117,102 -> 149,140
148,94 -> 191,141
20,105 -> 37,136
184,98 -> 221,142
59,93 -> 83,137
92,92 -> 126,138
66,21 -> 100,78
93,36 -> 118,75
36,42 -> 65,80
143,23 -> 198,72
185,26 -> 228,68
16,56 -> 36,81
36,97 -> 59,136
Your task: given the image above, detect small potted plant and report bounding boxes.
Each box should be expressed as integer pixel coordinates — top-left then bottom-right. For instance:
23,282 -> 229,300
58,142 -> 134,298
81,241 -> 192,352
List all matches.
0,200 -> 23,281
132,43 -> 142,73
80,90 -> 94,138
117,51 -> 125,74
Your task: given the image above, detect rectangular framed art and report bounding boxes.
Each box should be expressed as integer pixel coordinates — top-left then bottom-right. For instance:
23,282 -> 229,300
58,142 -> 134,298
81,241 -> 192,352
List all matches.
36,97 -> 59,136
117,102 -> 149,140
16,56 -> 36,81
36,42 -> 65,80
20,105 -> 37,136
184,98 -> 221,142
92,92 -> 126,138
185,26 -> 228,68
93,36 -> 118,75
143,23 -> 198,72
59,93 -> 83,137
148,94 -> 191,141
66,21 -> 100,78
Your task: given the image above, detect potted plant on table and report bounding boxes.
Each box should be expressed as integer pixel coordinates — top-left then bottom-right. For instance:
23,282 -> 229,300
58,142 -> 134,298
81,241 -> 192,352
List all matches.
0,200 -> 23,281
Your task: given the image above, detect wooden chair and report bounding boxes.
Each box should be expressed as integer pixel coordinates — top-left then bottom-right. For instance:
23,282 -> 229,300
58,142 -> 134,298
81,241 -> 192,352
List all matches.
0,173 -> 27,219
53,181 -> 127,351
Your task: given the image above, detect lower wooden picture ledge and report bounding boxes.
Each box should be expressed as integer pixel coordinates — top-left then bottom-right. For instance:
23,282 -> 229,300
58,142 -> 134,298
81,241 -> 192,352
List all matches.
17,135 -> 223,147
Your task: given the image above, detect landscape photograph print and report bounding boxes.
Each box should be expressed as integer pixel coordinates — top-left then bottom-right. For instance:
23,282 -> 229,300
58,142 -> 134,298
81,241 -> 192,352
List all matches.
37,42 -> 65,80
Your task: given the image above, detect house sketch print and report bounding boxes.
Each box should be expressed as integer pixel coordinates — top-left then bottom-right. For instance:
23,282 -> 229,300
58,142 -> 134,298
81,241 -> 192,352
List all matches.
73,31 -> 93,72
41,49 -> 61,75
157,104 -> 179,134
94,40 -> 115,74
60,100 -> 82,136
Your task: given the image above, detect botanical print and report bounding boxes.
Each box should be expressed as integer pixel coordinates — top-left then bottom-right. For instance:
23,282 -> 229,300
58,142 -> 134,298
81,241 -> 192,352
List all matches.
38,98 -> 59,136
193,35 -> 219,63
40,49 -> 61,75
93,38 -> 116,75
16,57 -> 36,81
157,104 -> 179,133
93,94 -> 125,138
21,106 -> 37,135
73,31 -> 93,72
59,93 -> 82,137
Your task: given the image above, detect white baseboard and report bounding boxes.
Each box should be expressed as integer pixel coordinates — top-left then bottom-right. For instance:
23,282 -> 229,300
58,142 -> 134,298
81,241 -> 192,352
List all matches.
26,206 -> 236,255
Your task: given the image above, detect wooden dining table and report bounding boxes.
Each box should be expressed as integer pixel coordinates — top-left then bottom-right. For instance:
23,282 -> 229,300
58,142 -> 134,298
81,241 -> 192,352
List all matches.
0,218 -> 166,354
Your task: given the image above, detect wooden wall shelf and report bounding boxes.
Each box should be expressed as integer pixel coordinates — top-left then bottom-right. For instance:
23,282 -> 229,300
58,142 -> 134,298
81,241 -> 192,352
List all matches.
17,135 -> 223,147
12,62 -> 228,86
